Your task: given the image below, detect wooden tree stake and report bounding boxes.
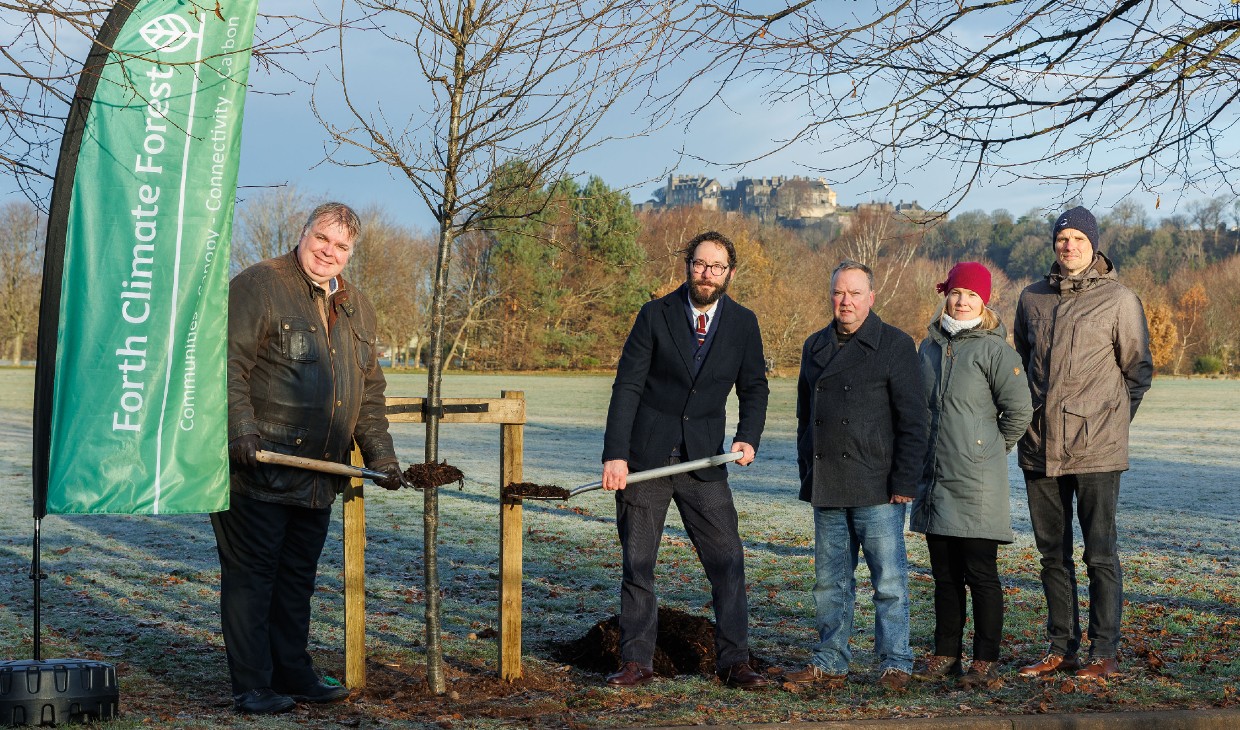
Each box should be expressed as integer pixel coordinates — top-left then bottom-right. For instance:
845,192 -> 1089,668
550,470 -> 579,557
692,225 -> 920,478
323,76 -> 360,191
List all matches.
499,390 -> 524,680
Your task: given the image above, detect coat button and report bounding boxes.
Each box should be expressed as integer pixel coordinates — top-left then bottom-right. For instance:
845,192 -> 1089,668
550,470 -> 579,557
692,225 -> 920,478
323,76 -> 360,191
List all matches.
683,415 -> 689,421
283,323 -> 290,330
814,419 -> 822,426
977,439 -> 983,445
310,325 -> 316,332
295,438 -> 303,444
816,385 -> 823,392
843,385 -> 852,391
842,418 -> 849,425
337,400 -> 343,406
842,452 -> 850,459
814,453 -> 822,460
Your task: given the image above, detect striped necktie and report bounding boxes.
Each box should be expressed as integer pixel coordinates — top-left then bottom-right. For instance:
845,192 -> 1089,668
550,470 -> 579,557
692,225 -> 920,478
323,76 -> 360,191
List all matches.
696,313 -> 707,346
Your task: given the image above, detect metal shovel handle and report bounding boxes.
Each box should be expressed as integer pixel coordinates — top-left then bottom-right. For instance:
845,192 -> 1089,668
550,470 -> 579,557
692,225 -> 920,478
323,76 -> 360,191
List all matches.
570,451 -> 745,497
255,449 -> 388,481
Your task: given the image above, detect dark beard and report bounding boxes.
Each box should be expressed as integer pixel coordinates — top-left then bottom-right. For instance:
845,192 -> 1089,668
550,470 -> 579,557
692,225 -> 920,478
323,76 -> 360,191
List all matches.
688,276 -> 729,307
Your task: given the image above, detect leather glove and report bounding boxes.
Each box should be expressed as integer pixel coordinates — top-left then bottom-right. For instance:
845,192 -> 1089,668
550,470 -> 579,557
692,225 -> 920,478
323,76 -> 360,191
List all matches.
373,463 -> 410,491
228,434 -> 260,468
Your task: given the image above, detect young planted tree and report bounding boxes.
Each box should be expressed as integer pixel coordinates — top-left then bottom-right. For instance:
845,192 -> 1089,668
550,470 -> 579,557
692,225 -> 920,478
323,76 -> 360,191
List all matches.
313,0 -> 683,691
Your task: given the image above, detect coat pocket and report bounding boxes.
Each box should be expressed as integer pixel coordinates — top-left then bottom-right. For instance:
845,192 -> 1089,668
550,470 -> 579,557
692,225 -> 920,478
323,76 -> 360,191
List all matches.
279,317 -> 318,363
254,419 -> 311,491
1062,398 -> 1117,458
352,326 -> 376,371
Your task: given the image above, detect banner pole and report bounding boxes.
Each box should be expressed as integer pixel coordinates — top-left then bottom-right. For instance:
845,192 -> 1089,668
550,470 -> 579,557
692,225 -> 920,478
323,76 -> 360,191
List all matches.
30,516 -> 45,660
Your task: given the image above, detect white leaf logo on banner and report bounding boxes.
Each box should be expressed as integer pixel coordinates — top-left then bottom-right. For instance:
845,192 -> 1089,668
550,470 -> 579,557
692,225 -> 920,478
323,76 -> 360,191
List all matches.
140,14 -> 197,53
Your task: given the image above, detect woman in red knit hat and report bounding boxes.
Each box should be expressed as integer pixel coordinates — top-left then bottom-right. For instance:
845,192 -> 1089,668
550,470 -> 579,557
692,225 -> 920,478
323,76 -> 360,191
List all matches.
910,262 -> 1033,689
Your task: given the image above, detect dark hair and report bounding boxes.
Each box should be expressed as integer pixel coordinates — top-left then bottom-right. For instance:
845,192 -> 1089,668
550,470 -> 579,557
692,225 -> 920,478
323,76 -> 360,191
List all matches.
681,230 -> 737,269
831,259 -> 874,289
304,202 -> 362,242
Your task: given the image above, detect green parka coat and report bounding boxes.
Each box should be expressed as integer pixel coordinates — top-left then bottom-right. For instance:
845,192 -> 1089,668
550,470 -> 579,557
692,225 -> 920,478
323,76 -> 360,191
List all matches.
910,317 -> 1033,543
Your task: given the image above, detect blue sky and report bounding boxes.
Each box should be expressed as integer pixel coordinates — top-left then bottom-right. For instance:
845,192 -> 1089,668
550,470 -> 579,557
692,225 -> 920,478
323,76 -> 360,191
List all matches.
236,53 -> 1111,234
234,4 -> 1152,234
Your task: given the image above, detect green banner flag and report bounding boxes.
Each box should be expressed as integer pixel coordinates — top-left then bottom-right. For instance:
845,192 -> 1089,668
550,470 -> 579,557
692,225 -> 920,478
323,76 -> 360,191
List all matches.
41,1 -> 259,514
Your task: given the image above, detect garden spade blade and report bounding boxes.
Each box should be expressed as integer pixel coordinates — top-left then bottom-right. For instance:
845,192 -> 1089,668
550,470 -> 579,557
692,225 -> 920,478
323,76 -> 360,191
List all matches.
510,451 -> 744,501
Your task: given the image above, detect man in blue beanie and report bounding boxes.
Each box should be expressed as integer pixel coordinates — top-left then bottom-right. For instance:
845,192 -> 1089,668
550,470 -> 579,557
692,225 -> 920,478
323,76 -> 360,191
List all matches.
1012,206 -> 1153,680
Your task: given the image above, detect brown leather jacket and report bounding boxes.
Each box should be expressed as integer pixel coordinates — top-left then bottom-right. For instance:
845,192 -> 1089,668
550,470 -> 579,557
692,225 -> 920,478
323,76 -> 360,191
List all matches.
227,251 -> 397,508
1013,252 -> 1153,477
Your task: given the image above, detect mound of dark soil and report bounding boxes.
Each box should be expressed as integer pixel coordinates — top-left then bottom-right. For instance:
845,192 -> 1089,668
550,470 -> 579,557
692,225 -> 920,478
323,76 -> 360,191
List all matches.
553,607 -> 718,677
403,461 -> 464,489
502,482 -> 570,500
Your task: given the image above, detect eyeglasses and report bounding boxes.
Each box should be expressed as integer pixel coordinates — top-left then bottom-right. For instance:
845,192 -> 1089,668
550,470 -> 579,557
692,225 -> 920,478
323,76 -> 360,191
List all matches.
689,259 -> 730,276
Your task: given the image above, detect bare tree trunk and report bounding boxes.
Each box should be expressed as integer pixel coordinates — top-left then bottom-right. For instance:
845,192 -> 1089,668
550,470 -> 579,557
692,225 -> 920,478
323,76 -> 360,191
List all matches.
10,335 -> 21,365
422,221 -> 452,694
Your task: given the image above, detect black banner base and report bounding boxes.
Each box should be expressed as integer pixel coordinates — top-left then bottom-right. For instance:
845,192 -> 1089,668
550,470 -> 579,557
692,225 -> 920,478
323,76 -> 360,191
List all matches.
0,659 -> 118,726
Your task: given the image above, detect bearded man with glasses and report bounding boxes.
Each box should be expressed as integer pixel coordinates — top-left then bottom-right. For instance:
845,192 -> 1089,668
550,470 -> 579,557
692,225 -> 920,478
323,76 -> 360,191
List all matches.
600,230 -> 770,690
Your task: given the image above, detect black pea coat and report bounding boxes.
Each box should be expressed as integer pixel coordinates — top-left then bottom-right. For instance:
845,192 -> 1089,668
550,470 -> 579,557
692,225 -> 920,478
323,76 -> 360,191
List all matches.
603,285 -> 768,480
796,311 -> 929,508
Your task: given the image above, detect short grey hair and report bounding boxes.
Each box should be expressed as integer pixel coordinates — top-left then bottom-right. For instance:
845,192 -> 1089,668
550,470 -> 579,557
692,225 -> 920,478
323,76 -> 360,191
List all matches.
831,259 -> 874,289
303,202 -> 362,243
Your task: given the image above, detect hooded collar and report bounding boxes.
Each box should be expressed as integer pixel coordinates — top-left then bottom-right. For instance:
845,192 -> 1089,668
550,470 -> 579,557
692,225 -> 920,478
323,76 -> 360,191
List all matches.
1047,251 -> 1116,292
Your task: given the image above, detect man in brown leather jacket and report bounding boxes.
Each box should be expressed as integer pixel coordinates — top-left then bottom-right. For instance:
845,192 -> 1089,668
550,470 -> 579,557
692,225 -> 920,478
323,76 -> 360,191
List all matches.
212,202 -> 408,714
1013,206 -> 1153,682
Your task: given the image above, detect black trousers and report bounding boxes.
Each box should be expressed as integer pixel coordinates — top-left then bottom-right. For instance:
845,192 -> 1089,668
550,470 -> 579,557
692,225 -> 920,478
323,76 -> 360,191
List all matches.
925,533 -> 1003,662
615,457 -> 750,670
210,491 -> 331,695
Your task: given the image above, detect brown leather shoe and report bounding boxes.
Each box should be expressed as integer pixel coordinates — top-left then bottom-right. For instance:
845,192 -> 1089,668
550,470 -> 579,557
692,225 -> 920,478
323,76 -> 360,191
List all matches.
959,660 -> 1002,690
913,655 -> 963,681
783,664 -> 847,686
1074,656 -> 1120,680
1018,653 -> 1080,677
716,661 -> 770,690
605,661 -> 654,688
877,668 -> 911,692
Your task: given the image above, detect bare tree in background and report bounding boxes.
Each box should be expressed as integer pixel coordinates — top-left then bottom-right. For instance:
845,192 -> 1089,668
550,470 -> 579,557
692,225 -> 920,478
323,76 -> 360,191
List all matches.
0,1 -> 325,205
312,0 -> 685,691
837,207 -> 923,307
347,208 -> 435,368
0,201 -> 44,363
231,186 -> 311,272
690,1 -> 1240,210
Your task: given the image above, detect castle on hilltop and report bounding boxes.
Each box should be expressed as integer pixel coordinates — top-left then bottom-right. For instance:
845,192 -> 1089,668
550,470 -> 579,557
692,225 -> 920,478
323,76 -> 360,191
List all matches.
636,174 -> 940,229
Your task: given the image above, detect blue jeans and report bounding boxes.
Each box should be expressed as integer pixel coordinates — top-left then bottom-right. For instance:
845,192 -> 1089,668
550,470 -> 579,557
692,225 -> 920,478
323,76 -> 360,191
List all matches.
810,503 -> 913,674
1024,470 -> 1123,659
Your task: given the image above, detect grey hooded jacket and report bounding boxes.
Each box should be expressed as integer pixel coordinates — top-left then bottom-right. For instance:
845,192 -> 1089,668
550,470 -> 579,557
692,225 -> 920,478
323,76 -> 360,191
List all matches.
910,318 -> 1032,543
1013,252 -> 1153,477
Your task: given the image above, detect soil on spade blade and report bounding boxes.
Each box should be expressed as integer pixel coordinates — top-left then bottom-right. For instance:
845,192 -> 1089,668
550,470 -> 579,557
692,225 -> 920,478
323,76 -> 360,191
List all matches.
402,461 -> 465,490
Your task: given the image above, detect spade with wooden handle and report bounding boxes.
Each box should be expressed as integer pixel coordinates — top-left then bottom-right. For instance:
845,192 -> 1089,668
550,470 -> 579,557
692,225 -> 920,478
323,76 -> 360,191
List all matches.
255,449 -> 388,482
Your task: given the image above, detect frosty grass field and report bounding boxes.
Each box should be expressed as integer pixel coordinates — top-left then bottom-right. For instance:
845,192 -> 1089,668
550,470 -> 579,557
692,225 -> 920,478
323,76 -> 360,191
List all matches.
0,369 -> 1237,727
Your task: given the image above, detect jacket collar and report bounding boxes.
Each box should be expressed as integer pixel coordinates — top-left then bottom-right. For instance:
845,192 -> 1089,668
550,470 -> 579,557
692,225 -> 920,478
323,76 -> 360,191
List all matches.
925,316 -> 1008,344
1047,251 -> 1116,292
283,250 -> 355,320
663,283 -> 729,376
810,310 -> 883,374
